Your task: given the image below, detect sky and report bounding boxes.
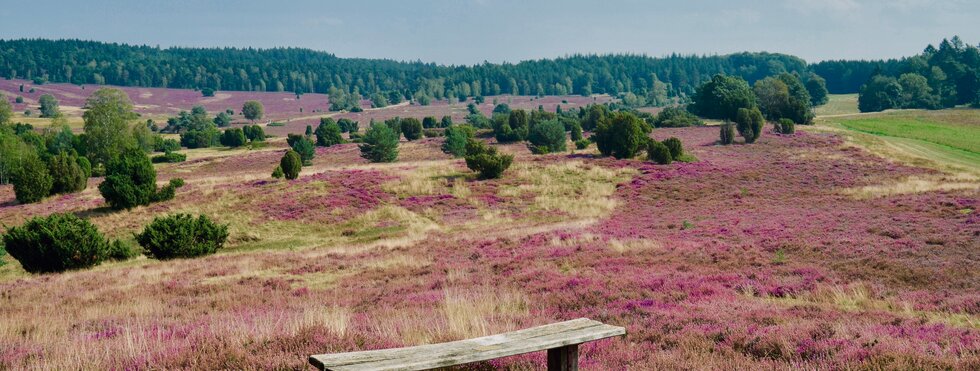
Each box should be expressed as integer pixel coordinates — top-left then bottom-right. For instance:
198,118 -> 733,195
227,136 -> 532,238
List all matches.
0,0 -> 978,66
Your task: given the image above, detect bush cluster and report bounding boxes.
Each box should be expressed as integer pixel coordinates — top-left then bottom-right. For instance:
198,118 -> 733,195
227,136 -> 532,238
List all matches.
720,122 -> 736,145
279,150 -> 302,180
527,119 -> 566,154
776,118 -> 796,134
2,213 -> 111,273
359,124 -> 399,163
647,140 -> 673,164
464,139 -> 513,179
135,214 -> 228,260
151,151 -> 187,163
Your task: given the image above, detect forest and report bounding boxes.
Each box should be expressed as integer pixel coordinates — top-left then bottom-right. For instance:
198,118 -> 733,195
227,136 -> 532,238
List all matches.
0,39 -> 811,105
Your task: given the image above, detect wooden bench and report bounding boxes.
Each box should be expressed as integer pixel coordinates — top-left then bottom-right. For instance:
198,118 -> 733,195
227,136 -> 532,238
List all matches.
309,318 -> 625,371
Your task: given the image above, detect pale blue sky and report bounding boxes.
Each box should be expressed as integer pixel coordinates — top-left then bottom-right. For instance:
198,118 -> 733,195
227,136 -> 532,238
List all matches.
1,0 -> 977,65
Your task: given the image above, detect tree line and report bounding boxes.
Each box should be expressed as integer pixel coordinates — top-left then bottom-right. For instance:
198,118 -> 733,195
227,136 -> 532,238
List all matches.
1,39 -> 811,106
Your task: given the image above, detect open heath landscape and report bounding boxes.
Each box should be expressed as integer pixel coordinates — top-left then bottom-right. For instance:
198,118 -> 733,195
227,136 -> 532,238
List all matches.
0,1 -> 978,370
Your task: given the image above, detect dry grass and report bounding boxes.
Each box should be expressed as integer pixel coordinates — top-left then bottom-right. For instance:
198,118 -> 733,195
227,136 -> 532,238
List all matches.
762,283 -> 980,330
500,161 -> 636,219
843,175 -> 979,199
442,287 -> 530,339
381,162 -> 468,197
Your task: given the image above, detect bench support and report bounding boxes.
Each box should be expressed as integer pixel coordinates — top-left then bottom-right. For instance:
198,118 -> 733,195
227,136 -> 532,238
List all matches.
547,344 -> 578,371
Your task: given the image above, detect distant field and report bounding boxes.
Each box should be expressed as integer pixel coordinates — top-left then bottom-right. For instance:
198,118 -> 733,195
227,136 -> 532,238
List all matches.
815,94 -> 859,116
833,110 -> 980,154
819,109 -> 980,176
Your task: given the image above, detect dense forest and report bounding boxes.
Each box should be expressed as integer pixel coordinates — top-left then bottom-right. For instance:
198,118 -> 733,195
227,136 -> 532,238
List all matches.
2,38 -> 975,110
0,39 -> 810,105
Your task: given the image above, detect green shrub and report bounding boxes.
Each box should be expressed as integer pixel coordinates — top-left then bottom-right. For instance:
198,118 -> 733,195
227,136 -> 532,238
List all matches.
654,106 -> 704,127
527,119 -> 566,154
150,178 -> 185,203
647,140 -> 673,164
442,125 -> 472,157
98,147 -> 158,210
400,118 -> 423,140
440,116 -> 453,128
777,118 -> 796,134
720,122 -> 736,145
359,124 -> 399,163
153,137 -> 181,152
280,150 -> 302,180
151,151 -> 187,163
574,139 -> 591,150
48,151 -> 87,194
267,122 -> 285,127
219,128 -> 246,147
77,156 -> 92,178
422,116 -> 438,129
290,136 -> 315,165
135,214 -> 229,260
570,122 -> 583,141
109,239 -> 141,260
13,153 -> 53,204
315,118 -> 344,147
465,139 -> 513,179
735,107 -> 765,144
243,125 -> 265,141
423,129 -> 441,138
3,213 -> 111,273
180,128 -> 220,148
662,137 -> 683,158
593,112 -> 645,159
272,165 -> 284,179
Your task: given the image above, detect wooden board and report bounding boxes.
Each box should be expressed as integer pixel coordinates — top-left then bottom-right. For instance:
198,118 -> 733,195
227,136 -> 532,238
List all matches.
309,318 -> 625,370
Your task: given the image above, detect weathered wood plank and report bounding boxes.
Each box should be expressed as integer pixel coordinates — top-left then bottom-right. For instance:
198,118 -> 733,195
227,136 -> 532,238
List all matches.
309,318 -> 625,371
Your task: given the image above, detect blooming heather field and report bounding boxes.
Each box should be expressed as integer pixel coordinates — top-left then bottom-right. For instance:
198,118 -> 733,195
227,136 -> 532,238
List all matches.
0,87 -> 978,369
0,79 -> 611,136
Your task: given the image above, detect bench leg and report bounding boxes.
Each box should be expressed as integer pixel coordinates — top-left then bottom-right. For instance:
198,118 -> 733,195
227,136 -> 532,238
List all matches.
547,344 -> 578,371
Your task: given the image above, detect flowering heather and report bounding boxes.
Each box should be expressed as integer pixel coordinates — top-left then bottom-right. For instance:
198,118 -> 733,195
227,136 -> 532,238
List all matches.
0,123 -> 977,369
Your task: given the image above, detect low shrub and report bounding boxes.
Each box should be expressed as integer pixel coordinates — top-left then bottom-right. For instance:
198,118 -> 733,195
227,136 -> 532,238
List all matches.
272,165 -> 284,179
153,137 -> 181,152
423,129 -> 442,138
13,153 -> 53,204
267,122 -> 285,127
219,128 -> 247,147
401,118 -> 423,141
135,214 -> 229,260
280,150 -> 302,180
290,136 -> 315,165
777,118 -> 796,134
736,107 -> 765,144
3,213 -> 111,273
574,139 -> 591,150
662,137 -> 683,158
151,151 -> 187,163
47,151 -> 87,194
442,125 -> 472,157
315,118 -> 344,147
527,119 -> 566,154
109,239 -> 141,261
464,139 -> 513,179
151,178 -> 185,203
647,140 -> 673,164
720,122 -> 735,145
359,124 -> 399,163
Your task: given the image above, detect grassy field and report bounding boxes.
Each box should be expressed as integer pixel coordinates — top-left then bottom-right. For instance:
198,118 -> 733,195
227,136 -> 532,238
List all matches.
818,108 -> 980,176
815,94 -> 859,116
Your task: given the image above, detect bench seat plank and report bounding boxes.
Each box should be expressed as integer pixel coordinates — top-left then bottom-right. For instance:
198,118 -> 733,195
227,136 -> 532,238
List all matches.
309,318 -> 625,371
